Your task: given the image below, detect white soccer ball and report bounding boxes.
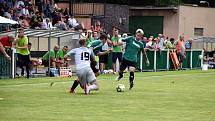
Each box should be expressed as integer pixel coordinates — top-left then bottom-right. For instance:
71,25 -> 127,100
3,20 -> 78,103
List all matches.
38,59 -> 42,65
199,55 -> 203,59
116,84 -> 125,92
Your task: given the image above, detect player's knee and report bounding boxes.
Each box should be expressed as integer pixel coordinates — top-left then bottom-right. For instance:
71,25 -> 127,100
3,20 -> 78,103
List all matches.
129,67 -> 135,72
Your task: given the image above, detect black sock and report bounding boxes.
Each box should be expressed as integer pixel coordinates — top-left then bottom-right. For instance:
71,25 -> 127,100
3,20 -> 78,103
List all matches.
119,71 -> 123,78
71,80 -> 79,91
129,72 -> 134,83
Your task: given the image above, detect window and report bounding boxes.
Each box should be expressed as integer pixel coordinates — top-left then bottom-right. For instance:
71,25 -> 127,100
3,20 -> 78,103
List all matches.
194,28 -> 204,36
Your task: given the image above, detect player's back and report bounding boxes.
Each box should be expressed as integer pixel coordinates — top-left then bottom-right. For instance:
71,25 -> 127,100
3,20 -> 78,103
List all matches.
73,47 -> 93,70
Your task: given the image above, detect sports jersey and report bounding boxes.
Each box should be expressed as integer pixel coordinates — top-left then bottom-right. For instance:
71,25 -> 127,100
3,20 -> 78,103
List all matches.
122,36 -> 144,62
57,49 -> 66,59
66,47 -> 94,70
87,39 -> 103,49
42,50 -> 58,60
16,35 -> 30,55
87,39 -> 104,55
111,36 -> 122,52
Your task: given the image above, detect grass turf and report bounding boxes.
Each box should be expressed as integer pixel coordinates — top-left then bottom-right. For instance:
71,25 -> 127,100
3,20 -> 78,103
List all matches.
0,70 -> 215,121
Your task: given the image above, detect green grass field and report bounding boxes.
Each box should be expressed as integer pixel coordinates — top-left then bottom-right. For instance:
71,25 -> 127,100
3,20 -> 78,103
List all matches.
0,70 -> 215,121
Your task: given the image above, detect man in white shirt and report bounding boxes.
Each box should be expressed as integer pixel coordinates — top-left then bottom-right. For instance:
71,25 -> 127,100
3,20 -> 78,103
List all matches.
67,16 -> 83,30
64,39 -> 99,94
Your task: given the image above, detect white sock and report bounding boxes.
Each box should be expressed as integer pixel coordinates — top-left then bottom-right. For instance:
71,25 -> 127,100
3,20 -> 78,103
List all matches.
88,84 -> 98,91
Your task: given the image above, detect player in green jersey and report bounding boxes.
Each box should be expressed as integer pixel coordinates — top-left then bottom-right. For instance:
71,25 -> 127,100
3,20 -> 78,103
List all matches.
116,29 -> 145,90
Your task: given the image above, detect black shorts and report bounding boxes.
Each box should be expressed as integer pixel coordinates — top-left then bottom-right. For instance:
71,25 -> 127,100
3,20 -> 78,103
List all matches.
90,62 -> 99,73
112,52 -> 122,63
17,53 -> 30,67
99,54 -> 108,64
119,58 -> 137,71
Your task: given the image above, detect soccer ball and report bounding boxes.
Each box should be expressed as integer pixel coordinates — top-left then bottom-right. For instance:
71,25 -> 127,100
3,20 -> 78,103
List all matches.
199,55 -> 203,59
116,84 -> 125,92
38,59 -> 42,65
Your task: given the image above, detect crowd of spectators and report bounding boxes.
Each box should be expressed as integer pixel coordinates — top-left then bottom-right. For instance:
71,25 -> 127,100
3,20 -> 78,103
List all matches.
0,0 -> 83,31
0,0 -> 195,75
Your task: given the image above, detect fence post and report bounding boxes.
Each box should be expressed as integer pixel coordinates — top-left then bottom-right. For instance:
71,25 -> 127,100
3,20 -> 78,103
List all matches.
166,49 -> 169,70
190,49 -> 193,69
201,49 -> 204,68
154,50 -> 157,71
140,51 -> 143,72
12,48 -> 15,78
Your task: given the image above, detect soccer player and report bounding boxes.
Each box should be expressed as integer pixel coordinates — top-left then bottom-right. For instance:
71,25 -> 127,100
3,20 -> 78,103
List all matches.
65,39 -> 99,94
69,33 -> 111,93
116,29 -> 145,90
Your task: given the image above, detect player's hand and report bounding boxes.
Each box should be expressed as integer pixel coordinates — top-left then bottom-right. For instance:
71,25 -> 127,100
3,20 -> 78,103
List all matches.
108,48 -> 112,52
5,55 -> 11,61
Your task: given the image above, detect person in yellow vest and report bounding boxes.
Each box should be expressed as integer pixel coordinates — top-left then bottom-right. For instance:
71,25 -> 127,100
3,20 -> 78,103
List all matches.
16,28 -> 31,78
175,35 -> 186,68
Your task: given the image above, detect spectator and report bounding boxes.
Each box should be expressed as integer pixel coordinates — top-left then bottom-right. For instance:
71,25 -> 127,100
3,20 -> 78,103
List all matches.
44,0 -> 53,18
20,4 -> 29,16
40,18 -> 48,29
52,11 -> 61,26
56,46 -> 68,67
111,28 -> 123,74
165,38 -> 174,49
175,35 -> 186,68
145,37 -> 154,50
158,34 -> 165,50
93,31 -> 99,40
42,45 -> 60,68
19,15 -> 30,28
185,39 -> 192,49
94,21 -> 103,33
15,0 -> 25,9
54,21 -> 68,30
0,34 -> 16,60
153,38 -> 160,50
3,9 -> 12,19
67,15 -> 83,30
16,28 -> 30,78
63,8 -> 69,16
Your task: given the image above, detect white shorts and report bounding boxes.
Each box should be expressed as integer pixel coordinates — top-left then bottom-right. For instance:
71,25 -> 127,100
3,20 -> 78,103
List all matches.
76,66 -> 96,86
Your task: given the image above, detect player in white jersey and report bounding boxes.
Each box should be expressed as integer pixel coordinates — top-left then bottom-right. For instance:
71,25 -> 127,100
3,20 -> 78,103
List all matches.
69,33 -> 111,93
64,39 -> 99,94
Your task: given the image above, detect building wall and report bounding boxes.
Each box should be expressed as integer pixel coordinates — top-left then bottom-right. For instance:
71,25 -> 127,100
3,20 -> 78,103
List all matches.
178,6 -> 215,39
104,4 -> 129,33
56,3 -> 129,33
129,9 -> 179,39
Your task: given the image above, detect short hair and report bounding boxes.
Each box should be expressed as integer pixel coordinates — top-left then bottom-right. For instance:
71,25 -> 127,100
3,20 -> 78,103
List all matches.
28,43 -> 32,46
100,33 -> 107,39
79,39 -> 86,46
63,46 -> 68,48
136,29 -> 144,35
18,28 -> 24,32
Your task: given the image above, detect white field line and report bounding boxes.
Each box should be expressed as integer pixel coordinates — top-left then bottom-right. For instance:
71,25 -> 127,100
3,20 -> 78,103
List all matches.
0,72 -> 214,87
